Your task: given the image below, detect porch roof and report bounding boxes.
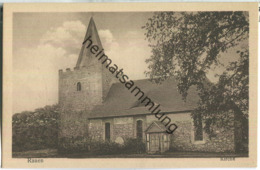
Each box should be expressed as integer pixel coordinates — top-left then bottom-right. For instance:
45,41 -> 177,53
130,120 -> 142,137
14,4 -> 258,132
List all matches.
145,121 -> 168,133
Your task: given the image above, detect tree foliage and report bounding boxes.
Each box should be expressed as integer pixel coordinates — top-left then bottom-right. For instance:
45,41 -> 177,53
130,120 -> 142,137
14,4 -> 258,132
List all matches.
12,104 -> 60,152
142,12 -> 249,135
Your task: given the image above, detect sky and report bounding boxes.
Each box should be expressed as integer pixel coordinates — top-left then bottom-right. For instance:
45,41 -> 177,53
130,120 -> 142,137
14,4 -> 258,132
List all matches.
12,12 -> 248,114
13,12 -> 154,113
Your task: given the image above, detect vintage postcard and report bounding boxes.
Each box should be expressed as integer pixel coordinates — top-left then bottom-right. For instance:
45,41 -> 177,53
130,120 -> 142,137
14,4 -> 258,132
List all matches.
2,2 -> 258,168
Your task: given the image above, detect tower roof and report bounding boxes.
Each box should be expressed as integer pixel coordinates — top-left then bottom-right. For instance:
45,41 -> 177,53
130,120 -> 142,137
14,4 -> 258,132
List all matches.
76,17 -> 103,68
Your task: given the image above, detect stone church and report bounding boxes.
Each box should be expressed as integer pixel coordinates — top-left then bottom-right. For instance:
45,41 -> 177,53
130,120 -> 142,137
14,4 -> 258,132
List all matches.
58,17 -> 242,153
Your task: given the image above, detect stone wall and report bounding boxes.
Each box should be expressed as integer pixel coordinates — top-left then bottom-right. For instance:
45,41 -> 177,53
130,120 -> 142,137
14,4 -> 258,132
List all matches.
58,60 -> 115,148
170,121 -> 235,152
113,117 -> 135,141
58,66 -> 101,150
88,112 -> 236,153
59,109 -> 89,138
89,116 -> 149,143
146,112 -> 235,152
58,66 -> 103,112
89,119 -> 103,141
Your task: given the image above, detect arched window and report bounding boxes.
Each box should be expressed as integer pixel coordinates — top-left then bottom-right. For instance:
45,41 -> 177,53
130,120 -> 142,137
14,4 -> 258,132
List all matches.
105,123 -> 110,141
194,114 -> 203,141
136,120 -> 143,139
77,82 -> 81,91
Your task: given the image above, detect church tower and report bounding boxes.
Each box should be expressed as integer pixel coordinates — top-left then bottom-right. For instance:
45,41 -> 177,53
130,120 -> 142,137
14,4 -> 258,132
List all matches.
58,17 -> 113,112
58,17 -> 113,144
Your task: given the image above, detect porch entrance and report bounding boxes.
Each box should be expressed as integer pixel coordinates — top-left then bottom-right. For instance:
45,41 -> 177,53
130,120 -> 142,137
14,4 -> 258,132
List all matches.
149,133 -> 160,152
145,121 -> 170,153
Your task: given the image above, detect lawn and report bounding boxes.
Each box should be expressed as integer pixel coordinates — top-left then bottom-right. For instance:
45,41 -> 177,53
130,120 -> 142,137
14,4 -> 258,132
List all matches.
12,149 -> 249,158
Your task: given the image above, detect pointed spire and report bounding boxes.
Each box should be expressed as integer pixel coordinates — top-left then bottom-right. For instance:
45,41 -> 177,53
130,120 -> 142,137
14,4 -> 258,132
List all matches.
75,17 -> 103,68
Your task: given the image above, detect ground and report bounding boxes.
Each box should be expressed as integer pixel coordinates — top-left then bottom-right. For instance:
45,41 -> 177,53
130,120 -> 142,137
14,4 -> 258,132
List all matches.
13,149 -> 248,158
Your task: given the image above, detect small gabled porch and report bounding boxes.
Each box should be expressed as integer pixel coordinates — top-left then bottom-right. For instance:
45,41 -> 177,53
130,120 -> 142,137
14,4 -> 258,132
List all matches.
145,121 -> 170,153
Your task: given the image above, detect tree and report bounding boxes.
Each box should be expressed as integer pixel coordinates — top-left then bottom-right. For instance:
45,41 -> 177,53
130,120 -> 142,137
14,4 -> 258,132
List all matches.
12,104 -> 60,152
142,12 -> 249,138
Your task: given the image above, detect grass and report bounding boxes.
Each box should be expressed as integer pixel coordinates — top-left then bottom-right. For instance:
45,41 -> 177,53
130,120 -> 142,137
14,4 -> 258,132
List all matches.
12,148 -> 249,158
13,149 -> 59,158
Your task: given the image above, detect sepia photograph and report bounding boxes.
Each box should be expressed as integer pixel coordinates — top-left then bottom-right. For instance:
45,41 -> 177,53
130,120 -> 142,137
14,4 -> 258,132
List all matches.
2,2 -> 258,168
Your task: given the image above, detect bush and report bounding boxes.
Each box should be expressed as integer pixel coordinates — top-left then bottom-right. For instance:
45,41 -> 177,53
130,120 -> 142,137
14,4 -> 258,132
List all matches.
123,138 -> 146,154
58,136 -> 89,154
87,138 -> 145,155
89,140 -> 123,155
12,104 -> 60,152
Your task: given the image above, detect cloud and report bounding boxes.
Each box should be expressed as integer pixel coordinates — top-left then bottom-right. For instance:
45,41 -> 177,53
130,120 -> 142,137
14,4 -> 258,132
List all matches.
99,30 -> 151,80
13,20 -> 85,113
99,29 -> 114,44
99,29 -> 119,53
13,43 -> 78,113
40,20 -> 86,55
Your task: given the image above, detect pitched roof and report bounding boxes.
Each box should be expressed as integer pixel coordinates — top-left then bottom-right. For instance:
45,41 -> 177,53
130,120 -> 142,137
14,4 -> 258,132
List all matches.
145,121 -> 168,133
89,77 -> 199,119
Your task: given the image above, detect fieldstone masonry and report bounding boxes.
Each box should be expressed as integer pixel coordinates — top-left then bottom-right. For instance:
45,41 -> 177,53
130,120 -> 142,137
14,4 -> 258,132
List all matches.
170,121 -> 235,152
88,113 -> 236,152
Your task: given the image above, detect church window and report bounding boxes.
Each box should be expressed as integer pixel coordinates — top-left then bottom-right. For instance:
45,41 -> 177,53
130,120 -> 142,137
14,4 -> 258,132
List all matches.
194,114 -> 203,141
136,120 -> 143,139
105,123 -> 110,141
77,82 -> 81,91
